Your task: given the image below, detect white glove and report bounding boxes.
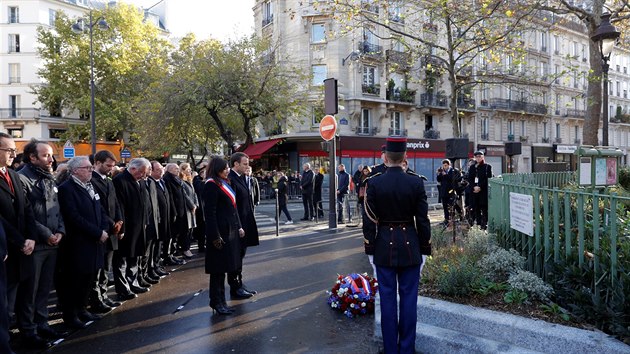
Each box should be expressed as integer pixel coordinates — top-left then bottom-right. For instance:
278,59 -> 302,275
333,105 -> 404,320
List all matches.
368,255 -> 377,278
419,255 -> 428,278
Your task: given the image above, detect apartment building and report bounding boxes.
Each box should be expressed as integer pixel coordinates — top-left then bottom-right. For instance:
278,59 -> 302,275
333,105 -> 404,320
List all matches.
251,0 -> 630,176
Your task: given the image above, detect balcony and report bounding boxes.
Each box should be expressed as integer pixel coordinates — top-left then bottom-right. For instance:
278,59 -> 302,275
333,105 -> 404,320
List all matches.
8,76 -> 20,84
488,98 -> 547,115
554,137 -> 562,144
479,99 -> 490,108
566,108 -> 586,118
262,15 -> 273,27
0,108 -> 46,119
362,84 -> 380,95
519,135 -> 529,143
423,128 -> 440,139
359,41 -> 383,58
388,128 -> 407,136
386,49 -> 410,68
457,96 -> 476,111
355,126 -> 377,136
420,93 -> 447,108
481,133 -> 490,140
507,134 -> 515,142
386,88 -> 415,103
542,137 -> 550,143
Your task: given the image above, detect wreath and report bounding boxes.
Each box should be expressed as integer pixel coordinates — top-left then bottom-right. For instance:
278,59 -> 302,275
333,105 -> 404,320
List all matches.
326,273 -> 379,318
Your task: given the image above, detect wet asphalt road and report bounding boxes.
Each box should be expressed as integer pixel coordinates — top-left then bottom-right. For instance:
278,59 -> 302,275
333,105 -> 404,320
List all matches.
46,202 -> 381,354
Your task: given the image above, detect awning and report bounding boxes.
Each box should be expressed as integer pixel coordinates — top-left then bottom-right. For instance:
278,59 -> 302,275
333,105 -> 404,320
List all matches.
241,138 -> 283,159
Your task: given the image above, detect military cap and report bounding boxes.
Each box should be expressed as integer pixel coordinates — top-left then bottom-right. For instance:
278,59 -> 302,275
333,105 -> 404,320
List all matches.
386,136 -> 407,153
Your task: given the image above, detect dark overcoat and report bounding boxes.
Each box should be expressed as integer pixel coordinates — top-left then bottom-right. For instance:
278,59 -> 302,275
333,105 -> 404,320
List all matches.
467,162 -> 493,207
145,178 -> 160,242
203,179 -> 242,274
58,179 -> 108,273
150,177 -> 174,241
91,171 -> 122,250
300,169 -> 314,194
112,170 -> 147,257
228,170 -> 259,247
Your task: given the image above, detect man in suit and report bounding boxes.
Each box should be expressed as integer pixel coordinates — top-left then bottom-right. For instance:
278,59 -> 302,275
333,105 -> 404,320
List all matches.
436,159 -> 463,226
363,137 -> 431,354
228,152 -> 259,299
149,161 -> 173,277
245,166 -> 260,207
300,163 -> 314,221
467,151 -> 493,230
336,164 -> 350,223
163,163 -> 185,266
112,158 -> 151,300
141,165 -> 161,285
17,139 -> 67,340
0,133 -> 40,348
0,222 -> 15,353
89,150 -> 123,313
57,156 -> 109,329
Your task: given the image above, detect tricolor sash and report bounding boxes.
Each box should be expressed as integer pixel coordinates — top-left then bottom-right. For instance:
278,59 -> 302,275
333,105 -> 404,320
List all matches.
206,178 -> 236,208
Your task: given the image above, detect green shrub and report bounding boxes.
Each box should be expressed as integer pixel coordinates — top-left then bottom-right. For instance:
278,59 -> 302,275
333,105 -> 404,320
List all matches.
508,270 -> 554,301
463,226 -> 496,261
504,289 -> 529,304
430,226 -> 452,250
478,247 -> 525,282
437,260 -> 482,297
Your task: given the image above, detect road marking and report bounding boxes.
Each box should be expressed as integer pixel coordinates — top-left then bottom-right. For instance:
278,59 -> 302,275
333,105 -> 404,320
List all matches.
172,289 -> 204,314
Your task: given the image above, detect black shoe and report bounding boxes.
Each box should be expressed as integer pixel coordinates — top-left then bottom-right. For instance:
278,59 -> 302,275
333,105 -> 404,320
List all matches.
130,285 -> 149,294
169,255 -> 185,265
240,285 -> 257,295
103,298 -> 122,307
221,302 -> 235,312
230,288 -> 254,299
63,317 -> 88,329
138,279 -> 152,288
37,325 -> 68,339
143,276 -> 159,285
78,311 -> 102,322
21,334 -> 51,350
338,220 -> 345,224
90,301 -> 113,314
155,267 -> 169,277
300,218 -> 309,221
116,292 -> 138,301
209,302 -> 233,315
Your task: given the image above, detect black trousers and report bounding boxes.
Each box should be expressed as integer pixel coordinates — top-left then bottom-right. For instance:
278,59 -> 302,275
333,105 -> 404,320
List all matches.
302,193 -> 314,219
0,262 -> 12,353
209,273 -> 226,307
62,272 -> 95,320
473,195 -> 488,229
227,247 -> 247,291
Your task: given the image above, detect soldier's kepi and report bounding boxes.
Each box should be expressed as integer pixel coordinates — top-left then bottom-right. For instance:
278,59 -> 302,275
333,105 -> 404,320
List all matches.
361,136 -> 431,354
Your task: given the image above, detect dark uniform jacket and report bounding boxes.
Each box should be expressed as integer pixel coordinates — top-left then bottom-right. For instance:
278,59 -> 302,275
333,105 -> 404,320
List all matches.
362,166 -> 431,267
18,163 -> 65,250
467,162 -> 493,206
228,170 -> 259,247
91,171 -> 122,250
300,169 -> 314,194
0,168 -> 35,282
112,170 -> 147,257
58,178 -> 108,273
203,179 -> 242,274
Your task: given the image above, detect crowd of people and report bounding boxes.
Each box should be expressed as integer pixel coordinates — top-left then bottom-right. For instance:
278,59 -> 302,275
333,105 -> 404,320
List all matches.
0,134 -> 265,352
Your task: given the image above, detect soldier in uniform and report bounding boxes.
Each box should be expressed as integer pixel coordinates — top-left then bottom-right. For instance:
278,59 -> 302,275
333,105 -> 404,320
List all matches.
363,137 -> 431,354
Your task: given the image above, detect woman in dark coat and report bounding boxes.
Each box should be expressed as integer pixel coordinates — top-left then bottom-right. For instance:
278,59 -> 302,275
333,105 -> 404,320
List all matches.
276,171 -> 293,224
203,157 -> 243,315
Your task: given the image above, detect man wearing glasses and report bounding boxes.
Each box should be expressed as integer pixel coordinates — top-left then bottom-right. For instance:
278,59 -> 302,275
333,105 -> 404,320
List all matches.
0,132 -> 38,350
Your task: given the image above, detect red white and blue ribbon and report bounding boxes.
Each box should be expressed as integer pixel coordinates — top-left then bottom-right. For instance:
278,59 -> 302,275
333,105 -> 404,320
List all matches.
206,178 -> 236,208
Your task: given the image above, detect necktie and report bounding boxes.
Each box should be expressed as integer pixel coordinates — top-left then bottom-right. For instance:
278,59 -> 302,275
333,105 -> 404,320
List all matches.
0,168 -> 14,194
159,179 -> 165,191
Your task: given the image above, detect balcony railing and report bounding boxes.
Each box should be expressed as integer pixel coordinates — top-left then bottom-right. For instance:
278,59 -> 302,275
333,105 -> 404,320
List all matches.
566,108 -> 586,117
542,137 -> 550,143
355,126 -> 377,136
359,41 -> 383,57
479,99 -> 490,108
8,76 -> 20,83
386,88 -> 415,103
262,16 -> 273,27
488,98 -> 547,115
386,49 -> 410,67
507,134 -> 515,142
457,96 -> 476,110
420,93 -> 447,108
423,128 -> 440,139
388,128 -> 407,136
554,137 -> 562,143
481,133 -> 490,140
0,108 -> 43,119
362,84 -> 380,95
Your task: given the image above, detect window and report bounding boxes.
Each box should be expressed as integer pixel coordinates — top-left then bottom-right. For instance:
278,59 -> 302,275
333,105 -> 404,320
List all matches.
617,81 -> 621,96
262,1 -> 273,26
543,122 -> 548,138
8,6 -> 18,23
574,126 -> 579,140
555,93 -> 560,113
311,23 -> 325,43
363,66 -> 377,86
8,34 -> 20,53
540,32 -> 547,51
508,120 -> 514,136
572,41 -> 578,57
425,114 -> 433,131
8,128 -> 22,139
311,65 -> 327,86
361,29 -> 379,53
390,111 -> 403,135
8,63 -> 19,83
49,9 -> 57,26
553,35 -> 560,53
581,44 -> 586,60
389,3 -> 402,23
555,123 -> 561,139
9,95 -> 19,118
359,109 -> 371,134
521,120 -> 526,136
392,39 -> 405,52
481,117 -> 489,136
311,106 -> 324,126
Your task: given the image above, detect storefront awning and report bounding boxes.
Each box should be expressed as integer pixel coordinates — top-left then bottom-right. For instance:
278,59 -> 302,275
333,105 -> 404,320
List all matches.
241,138 -> 283,159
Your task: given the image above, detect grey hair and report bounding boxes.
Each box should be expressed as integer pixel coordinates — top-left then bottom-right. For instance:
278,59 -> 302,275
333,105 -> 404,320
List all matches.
304,163 -> 311,169
128,158 -> 151,170
165,162 -> 179,173
67,156 -> 90,173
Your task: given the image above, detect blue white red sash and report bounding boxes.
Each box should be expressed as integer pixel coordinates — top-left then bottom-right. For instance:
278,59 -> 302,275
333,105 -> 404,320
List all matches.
206,178 -> 236,208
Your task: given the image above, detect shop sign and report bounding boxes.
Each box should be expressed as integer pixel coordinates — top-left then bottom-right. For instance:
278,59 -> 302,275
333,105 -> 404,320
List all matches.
556,145 -> 577,154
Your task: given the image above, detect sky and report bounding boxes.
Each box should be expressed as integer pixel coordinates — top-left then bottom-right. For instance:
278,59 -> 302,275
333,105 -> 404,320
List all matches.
127,0 -> 255,41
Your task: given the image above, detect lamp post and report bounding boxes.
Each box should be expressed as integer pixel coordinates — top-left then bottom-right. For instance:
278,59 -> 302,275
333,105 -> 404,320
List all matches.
71,11 -> 109,156
591,13 -> 620,147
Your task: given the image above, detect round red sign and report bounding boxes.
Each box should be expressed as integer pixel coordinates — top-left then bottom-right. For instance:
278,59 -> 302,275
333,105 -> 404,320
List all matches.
319,115 -> 337,141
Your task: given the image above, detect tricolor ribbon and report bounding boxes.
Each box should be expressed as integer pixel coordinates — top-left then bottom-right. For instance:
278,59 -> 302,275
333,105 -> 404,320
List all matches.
206,178 -> 236,209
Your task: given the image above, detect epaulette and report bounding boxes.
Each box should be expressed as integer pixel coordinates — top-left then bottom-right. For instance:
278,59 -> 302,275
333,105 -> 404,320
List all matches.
365,172 -> 382,180
406,170 -> 428,181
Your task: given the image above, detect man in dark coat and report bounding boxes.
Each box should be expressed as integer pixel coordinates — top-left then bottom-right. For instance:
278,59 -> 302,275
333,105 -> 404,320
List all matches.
192,165 -> 207,252
313,167 -> 324,219
18,140 -> 66,340
112,158 -> 151,300
0,133 -> 40,348
58,156 -> 109,329
149,161 -> 173,276
89,150 -> 123,313
300,163 -> 314,220
436,159 -> 463,226
467,151 -> 493,230
336,164 -> 350,223
363,137 -> 431,354
227,152 -> 259,299
0,221 -> 15,353
163,163 -> 186,266
141,167 -> 161,285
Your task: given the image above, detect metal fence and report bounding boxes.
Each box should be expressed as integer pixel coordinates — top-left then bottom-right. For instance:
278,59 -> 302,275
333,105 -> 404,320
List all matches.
488,172 -> 630,306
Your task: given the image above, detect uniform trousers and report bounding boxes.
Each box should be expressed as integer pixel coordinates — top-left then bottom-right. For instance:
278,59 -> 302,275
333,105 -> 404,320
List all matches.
376,263 -> 421,354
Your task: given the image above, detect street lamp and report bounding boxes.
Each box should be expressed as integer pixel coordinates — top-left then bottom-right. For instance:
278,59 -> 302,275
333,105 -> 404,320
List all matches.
71,11 -> 109,156
591,13 -> 620,146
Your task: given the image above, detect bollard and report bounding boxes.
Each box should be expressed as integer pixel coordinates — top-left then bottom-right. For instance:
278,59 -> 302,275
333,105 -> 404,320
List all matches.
275,188 -> 279,237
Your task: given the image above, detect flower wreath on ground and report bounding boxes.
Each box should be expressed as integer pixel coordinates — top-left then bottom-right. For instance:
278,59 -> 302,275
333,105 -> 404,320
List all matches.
326,273 -> 379,318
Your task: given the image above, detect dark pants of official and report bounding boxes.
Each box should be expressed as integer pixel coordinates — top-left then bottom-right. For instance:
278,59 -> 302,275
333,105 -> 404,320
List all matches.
472,195 -> 488,229
8,257 -> 36,336
31,248 -> 57,330
62,272 -> 95,321
209,273 -> 227,307
227,247 -> 247,292
302,192 -> 313,219
0,262 -> 13,354
278,204 -> 292,222
140,239 -> 155,280
376,263 -> 421,354
91,250 -> 114,305
152,239 -> 163,268
113,254 -> 140,295
337,194 -> 347,222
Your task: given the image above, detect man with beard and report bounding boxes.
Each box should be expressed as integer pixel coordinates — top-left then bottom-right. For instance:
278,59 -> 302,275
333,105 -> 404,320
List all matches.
17,139 -> 66,344
89,150 -> 123,313
227,152 -> 259,298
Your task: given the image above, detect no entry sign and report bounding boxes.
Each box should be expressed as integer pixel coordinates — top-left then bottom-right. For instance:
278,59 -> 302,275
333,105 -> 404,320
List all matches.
319,115 -> 337,141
